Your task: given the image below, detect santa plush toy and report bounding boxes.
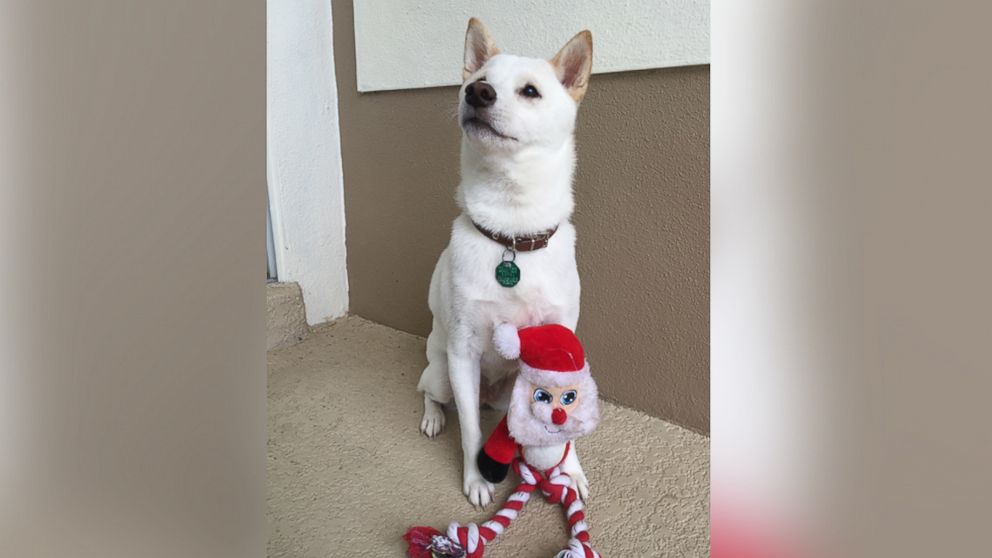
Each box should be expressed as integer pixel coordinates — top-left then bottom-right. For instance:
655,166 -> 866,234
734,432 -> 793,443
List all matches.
478,323 -> 601,488
404,324 -> 602,558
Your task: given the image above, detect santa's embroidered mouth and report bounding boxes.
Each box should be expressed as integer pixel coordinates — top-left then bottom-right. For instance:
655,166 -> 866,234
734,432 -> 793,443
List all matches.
544,426 -> 562,434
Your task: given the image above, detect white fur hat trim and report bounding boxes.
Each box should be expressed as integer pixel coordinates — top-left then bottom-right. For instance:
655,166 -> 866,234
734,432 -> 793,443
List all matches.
519,361 -> 592,388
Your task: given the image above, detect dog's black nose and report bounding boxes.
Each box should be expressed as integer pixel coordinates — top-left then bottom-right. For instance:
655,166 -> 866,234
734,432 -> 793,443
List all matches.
465,80 -> 496,108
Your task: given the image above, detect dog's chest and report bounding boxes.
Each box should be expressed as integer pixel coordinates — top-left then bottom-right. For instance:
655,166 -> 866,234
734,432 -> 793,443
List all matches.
470,251 -> 572,321
444,216 -> 579,332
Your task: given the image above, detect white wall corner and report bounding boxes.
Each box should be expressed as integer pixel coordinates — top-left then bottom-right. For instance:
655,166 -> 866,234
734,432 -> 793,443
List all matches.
267,0 -> 349,325
353,0 -> 711,92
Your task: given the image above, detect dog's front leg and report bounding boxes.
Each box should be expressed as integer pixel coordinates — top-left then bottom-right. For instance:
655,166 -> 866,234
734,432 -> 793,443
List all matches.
447,348 -> 494,507
561,443 -> 590,501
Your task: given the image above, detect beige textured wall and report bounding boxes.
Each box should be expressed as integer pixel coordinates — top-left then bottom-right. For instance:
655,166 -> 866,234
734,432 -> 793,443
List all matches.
332,1 -> 709,433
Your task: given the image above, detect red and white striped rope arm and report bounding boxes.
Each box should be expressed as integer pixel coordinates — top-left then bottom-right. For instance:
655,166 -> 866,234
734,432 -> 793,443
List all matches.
404,458 -> 600,558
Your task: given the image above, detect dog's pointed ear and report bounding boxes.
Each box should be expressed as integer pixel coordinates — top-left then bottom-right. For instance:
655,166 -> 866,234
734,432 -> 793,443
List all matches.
551,30 -> 593,103
463,18 -> 499,81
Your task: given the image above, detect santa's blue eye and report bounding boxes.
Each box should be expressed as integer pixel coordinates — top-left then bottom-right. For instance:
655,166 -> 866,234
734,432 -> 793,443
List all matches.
533,389 -> 552,403
560,390 -> 577,405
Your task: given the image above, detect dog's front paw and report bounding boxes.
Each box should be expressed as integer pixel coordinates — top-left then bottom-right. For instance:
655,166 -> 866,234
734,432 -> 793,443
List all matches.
419,397 -> 446,438
463,473 -> 495,508
570,471 -> 590,501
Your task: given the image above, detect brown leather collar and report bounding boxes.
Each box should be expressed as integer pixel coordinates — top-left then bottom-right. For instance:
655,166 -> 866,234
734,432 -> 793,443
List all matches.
473,221 -> 558,252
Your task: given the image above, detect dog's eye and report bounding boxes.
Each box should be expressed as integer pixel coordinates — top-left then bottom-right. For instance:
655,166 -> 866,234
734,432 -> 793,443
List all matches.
560,390 -> 577,406
520,84 -> 541,98
533,389 -> 552,403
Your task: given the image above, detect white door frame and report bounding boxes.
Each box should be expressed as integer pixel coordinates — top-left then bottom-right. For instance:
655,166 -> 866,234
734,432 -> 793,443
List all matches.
266,0 -> 349,325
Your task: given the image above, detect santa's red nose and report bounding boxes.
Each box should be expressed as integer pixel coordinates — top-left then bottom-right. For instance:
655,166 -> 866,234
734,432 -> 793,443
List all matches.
552,407 -> 567,425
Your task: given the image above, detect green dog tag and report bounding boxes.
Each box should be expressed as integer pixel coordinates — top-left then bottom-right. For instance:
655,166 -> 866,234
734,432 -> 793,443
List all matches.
495,260 -> 520,287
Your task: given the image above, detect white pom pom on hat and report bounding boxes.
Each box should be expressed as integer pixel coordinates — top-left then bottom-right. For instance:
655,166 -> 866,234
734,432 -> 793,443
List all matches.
492,323 -> 521,359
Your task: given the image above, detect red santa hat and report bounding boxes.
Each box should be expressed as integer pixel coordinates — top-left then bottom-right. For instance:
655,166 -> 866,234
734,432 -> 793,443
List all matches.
493,323 -> 590,388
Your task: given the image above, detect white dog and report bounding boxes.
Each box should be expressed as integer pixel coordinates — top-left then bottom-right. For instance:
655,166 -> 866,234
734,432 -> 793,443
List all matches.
417,18 -> 593,507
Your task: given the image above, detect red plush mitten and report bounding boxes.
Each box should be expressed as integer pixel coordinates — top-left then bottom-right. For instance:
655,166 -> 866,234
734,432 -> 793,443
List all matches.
477,416 -> 515,483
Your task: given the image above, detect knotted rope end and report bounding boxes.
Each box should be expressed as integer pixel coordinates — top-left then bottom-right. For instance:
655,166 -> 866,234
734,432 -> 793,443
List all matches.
403,525 -> 465,558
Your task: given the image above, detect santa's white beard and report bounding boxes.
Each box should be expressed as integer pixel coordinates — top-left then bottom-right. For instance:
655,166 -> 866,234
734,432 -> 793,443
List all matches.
506,375 -> 600,447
